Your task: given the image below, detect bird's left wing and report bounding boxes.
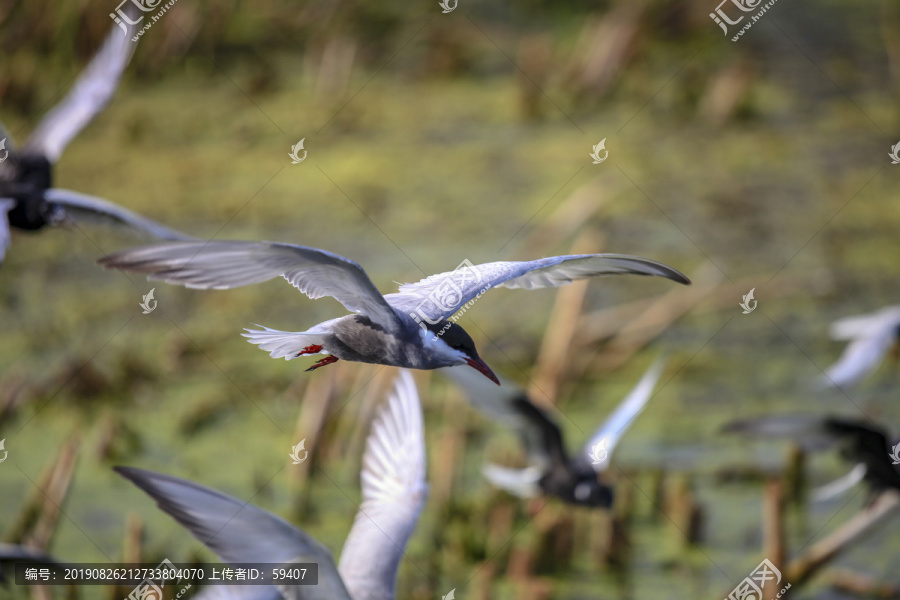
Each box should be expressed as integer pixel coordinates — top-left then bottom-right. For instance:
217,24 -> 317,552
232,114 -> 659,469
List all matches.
337,370 -> 428,600
43,188 -> 193,241
99,241 -> 402,330
22,13 -> 136,163
116,467 -> 353,600
387,254 -> 689,323
580,358 -> 666,472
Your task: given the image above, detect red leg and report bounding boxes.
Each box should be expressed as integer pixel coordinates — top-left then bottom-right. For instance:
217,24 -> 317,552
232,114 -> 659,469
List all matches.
305,356 -> 339,371
295,344 -> 323,358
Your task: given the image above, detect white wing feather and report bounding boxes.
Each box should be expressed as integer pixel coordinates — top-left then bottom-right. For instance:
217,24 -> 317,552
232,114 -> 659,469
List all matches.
338,370 -> 428,600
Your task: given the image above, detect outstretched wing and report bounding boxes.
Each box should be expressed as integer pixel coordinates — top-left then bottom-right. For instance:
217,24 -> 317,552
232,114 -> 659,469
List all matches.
43,188 -> 192,241
580,358 -> 666,472
116,467 -> 352,600
99,241 -> 401,330
23,13 -> 137,162
387,254 -> 689,323
338,370 -> 428,600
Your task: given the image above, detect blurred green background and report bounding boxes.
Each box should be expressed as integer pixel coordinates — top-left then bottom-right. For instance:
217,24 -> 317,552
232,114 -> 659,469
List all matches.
2,0 -> 900,598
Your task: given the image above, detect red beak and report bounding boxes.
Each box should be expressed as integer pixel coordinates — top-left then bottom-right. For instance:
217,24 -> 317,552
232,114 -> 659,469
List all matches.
466,357 -> 500,386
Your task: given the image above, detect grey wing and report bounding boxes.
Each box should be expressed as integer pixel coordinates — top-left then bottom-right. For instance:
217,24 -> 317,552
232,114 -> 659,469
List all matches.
43,188 -> 193,241
115,467 -> 352,600
22,15 -> 136,162
337,370 -> 428,600
0,200 -> 13,266
441,365 -> 556,468
581,358 -> 665,472
387,254 -> 690,323
98,241 -> 401,329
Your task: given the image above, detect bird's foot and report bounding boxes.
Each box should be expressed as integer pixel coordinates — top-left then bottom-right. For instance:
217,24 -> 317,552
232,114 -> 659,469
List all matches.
305,356 -> 339,371
295,344 -> 324,357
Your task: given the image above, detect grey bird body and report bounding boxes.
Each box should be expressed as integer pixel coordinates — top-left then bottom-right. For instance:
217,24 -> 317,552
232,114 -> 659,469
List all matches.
99,240 -> 690,383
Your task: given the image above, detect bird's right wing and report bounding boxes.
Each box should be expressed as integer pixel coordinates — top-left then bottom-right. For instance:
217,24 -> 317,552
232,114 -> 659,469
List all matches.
337,370 -> 428,600
579,359 -> 665,472
22,13 -> 136,163
99,241 -> 402,330
43,188 -> 193,241
116,467 -> 352,600
387,254 -> 690,323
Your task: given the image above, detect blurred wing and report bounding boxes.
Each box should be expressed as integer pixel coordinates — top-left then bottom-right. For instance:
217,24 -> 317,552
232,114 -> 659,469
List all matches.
23,17 -> 136,162
820,330 -> 896,389
0,200 -> 13,266
442,366 -> 565,469
722,415 -> 838,450
43,188 -> 193,241
0,544 -> 59,584
829,306 -> 900,340
116,467 -> 352,600
387,254 -> 690,322
581,358 -> 666,472
812,463 -> 867,502
482,464 -> 542,498
338,370 -> 428,600
99,241 -> 401,329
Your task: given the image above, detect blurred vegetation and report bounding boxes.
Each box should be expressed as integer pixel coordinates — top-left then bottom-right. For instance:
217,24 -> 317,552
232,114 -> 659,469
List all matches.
3,0 -> 900,598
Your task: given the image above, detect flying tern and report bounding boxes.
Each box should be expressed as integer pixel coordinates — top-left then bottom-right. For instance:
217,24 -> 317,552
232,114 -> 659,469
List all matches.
0,8 -> 190,266
444,358 -> 666,506
117,369 -> 427,600
99,240 -> 689,383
